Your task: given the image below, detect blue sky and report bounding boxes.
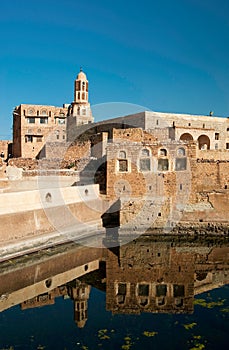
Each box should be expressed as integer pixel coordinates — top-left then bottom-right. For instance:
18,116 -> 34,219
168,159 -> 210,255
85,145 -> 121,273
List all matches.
0,0 -> 229,139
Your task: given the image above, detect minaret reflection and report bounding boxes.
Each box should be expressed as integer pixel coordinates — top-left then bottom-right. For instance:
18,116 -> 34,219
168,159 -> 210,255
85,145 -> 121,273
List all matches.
67,280 -> 91,328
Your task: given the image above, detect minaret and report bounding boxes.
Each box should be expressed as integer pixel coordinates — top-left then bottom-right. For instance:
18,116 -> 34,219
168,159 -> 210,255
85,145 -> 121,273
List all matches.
67,280 -> 91,328
71,68 -> 94,126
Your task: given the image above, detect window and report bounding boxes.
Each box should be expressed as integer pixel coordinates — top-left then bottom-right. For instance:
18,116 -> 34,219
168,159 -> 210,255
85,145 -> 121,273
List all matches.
27,117 -> 35,124
118,151 -> 128,172
215,143 -> 218,149
41,110 -> 47,115
116,283 -> 126,305
28,109 -> 35,115
58,119 -> 65,124
25,135 -> 33,142
226,143 -> 229,150
177,147 -> 185,156
140,148 -> 151,171
156,285 -> 167,297
159,148 -> 167,156
138,284 -> 149,297
36,137 -> 43,142
158,159 -> 169,171
215,133 -> 219,140
175,158 -> 187,171
176,147 -> 187,171
203,123 -> 205,128
173,284 -> 184,297
119,151 -> 126,158
40,117 -> 48,124
141,148 -> 150,157
117,283 -> 126,296
140,158 -> 151,171
118,159 -> 128,172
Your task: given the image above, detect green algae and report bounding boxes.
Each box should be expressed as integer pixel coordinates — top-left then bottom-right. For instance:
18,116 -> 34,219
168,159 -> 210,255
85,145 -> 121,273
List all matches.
189,343 -> 205,350
220,307 -> 229,313
143,331 -> 158,337
183,322 -> 197,330
98,329 -> 110,340
194,298 -> 226,309
121,335 -> 134,350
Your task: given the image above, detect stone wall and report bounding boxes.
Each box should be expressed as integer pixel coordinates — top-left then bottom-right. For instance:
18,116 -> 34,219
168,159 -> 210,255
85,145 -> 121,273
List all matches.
106,240 -> 194,314
0,140 -> 12,160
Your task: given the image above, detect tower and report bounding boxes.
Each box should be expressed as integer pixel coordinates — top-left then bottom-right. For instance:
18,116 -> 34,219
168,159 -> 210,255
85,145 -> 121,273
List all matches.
70,68 -> 94,126
67,280 -> 91,328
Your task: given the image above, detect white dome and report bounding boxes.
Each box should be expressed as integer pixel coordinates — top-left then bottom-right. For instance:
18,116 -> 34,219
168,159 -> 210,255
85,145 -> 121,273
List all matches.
77,70 -> 87,80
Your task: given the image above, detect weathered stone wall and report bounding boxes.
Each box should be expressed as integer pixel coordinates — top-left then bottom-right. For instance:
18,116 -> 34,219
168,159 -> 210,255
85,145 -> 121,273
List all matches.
0,140 -> 12,160
13,104 -> 68,158
106,240 -> 194,314
8,158 -> 38,170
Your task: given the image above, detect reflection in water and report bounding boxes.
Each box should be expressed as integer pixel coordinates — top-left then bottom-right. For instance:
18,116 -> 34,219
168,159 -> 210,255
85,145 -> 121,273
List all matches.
0,234 -> 228,332
0,233 -> 228,350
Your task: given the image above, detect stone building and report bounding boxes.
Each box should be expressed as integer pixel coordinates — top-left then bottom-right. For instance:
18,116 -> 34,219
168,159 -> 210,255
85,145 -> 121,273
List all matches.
12,68 -> 93,159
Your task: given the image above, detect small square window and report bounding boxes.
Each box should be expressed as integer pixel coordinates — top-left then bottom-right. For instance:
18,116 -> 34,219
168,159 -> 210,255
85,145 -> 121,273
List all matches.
173,284 -> 185,297
118,159 -> 128,172
156,284 -> 167,297
27,117 -> 35,124
215,133 -> 219,140
40,117 -> 48,124
158,159 -> 169,171
138,284 -> 149,297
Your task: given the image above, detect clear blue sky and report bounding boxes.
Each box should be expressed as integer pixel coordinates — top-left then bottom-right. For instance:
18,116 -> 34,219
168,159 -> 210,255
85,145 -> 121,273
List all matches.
0,0 -> 229,139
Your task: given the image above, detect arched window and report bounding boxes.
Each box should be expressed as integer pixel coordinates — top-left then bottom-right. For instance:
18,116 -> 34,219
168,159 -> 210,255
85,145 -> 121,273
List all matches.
198,135 -> 210,150
180,133 -> 193,142
159,148 -> 167,156
158,148 -> 169,171
140,148 -> 151,171
119,150 -> 126,158
175,147 -> 187,171
118,150 -> 128,172
177,147 -> 185,156
141,148 -> 150,157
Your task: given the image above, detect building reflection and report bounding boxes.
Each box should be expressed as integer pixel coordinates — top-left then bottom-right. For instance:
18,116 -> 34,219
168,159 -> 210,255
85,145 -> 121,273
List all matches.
0,235 -> 228,327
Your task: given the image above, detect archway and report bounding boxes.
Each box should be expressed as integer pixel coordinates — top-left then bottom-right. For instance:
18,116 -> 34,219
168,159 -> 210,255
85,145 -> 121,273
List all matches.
180,133 -> 193,142
198,135 -> 210,150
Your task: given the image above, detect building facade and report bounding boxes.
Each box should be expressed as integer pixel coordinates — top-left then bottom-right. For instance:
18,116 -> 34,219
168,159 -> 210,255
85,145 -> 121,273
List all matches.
12,69 -> 93,158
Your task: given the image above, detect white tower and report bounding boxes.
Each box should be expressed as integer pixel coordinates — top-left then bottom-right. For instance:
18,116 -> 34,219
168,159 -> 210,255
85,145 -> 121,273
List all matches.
71,68 -> 94,126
